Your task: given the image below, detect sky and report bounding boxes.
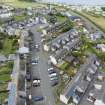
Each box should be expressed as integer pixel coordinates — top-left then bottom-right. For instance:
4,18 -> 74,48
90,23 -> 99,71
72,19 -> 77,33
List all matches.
43,0 -> 105,6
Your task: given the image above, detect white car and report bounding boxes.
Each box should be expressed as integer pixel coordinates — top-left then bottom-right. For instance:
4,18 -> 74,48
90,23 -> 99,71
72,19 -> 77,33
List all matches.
33,78 -> 41,87
49,73 -> 57,78
48,68 -> 53,72
50,76 -> 58,81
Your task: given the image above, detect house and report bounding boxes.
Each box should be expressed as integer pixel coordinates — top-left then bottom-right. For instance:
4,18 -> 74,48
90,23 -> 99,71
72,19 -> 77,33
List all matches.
60,55 -> 100,105
89,32 -> 102,41
42,20 -> 71,35
69,16 -> 81,22
96,44 -> 105,52
43,29 -> 79,52
0,54 -> 7,63
50,38 -> 81,65
85,72 -> 105,105
0,12 -> 13,18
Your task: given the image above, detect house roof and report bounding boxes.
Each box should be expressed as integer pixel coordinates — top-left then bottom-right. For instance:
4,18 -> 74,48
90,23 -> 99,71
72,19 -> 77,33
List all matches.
0,54 -> 7,62
61,54 -> 97,100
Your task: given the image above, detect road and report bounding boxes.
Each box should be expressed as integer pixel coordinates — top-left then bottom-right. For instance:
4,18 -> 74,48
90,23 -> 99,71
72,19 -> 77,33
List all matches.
30,24 -> 56,105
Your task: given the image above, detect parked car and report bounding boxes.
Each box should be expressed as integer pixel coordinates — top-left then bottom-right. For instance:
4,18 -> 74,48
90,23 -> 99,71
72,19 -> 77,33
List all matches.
51,80 -> 59,86
32,96 -> 44,102
50,76 -> 58,81
49,73 -> 57,78
26,73 -> 31,81
48,68 -> 53,72
29,95 -> 44,102
31,58 -> 38,65
33,78 -> 41,87
26,82 -> 31,89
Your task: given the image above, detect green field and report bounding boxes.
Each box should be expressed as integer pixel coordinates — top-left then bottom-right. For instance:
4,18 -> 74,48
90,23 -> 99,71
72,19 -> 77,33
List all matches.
0,0 -> 46,8
79,11 -> 105,32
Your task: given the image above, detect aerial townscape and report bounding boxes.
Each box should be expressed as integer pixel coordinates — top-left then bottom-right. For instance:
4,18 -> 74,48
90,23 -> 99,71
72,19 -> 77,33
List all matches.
0,0 -> 105,105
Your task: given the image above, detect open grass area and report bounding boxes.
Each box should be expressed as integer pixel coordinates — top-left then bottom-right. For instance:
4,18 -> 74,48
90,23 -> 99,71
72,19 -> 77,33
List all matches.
0,92 -> 8,102
2,38 -> 16,55
0,62 -> 13,103
14,14 -> 29,21
78,11 -> 105,32
56,15 -> 67,22
0,34 -> 19,56
0,74 -> 11,82
0,84 -> 8,91
0,0 -> 46,8
0,62 -> 13,75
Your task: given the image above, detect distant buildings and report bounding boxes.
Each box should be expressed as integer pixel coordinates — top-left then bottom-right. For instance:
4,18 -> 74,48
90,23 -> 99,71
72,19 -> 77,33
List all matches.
0,5 -> 14,18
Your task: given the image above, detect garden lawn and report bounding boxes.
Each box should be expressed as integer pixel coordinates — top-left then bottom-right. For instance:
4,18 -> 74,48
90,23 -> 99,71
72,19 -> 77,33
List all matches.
0,66 -> 12,75
14,15 -> 29,21
0,84 -> 8,91
0,92 -> 8,103
1,38 -> 16,55
56,15 -> 67,22
0,74 -> 11,82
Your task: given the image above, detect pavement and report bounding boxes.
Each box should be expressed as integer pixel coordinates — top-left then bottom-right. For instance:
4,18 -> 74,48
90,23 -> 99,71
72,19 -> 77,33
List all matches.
29,24 -> 56,105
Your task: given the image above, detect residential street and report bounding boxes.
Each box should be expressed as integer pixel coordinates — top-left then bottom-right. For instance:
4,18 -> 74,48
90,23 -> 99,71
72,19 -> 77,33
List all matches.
30,25 -> 56,105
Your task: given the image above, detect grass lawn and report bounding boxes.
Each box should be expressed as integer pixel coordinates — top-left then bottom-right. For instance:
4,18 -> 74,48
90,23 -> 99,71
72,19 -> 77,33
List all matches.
56,15 -> 67,22
79,11 -> 105,32
1,0 -> 46,8
1,37 -> 18,55
0,62 -> 13,75
59,61 -> 70,70
14,15 -> 29,21
0,66 -> 12,75
0,74 -> 11,82
0,62 -> 13,103
0,92 -> 8,104
0,84 -> 8,91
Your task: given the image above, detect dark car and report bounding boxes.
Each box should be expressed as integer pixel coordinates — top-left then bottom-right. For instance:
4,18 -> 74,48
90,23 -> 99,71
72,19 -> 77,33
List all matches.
48,70 -> 56,74
32,96 -> 44,102
51,80 -> 59,87
26,73 -> 31,81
